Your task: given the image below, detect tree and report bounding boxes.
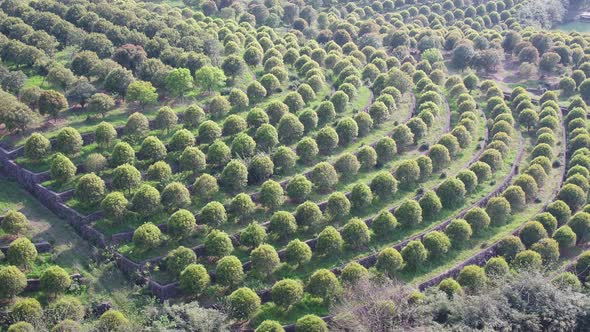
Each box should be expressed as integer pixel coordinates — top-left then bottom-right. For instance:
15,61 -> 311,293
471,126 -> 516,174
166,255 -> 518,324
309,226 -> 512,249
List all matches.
342,218 -> 370,249
370,172 -> 397,200
350,183 -> 373,211
497,236 -> 525,261
512,250 -> 543,271
464,208 -> 491,234
376,248 -> 403,278
269,211 -> 297,239
326,192 -> 351,221
1,210 -> 28,235
97,310 -> 130,332
112,164 -> 141,193
568,212 -> 590,242
286,175 -> 312,203
11,297 -> 42,324
250,244 -> 280,278
168,209 -> 196,240
75,173 -> 106,207
285,240 -> 312,267
166,68 -> 193,98
214,255 -> 243,288
256,320 -> 285,332
401,240 -> 427,270
209,96 -> 231,119
316,226 -> 344,256
184,105 -> 205,129
229,193 -> 255,222
558,184 -> 587,212
101,192 -> 128,222
0,266 -> 27,299
457,265 -> 487,293
7,237 -> 37,268
423,231 -> 451,258
271,279 -> 304,309
228,287 -> 260,321
437,178 -> 466,208
126,80 -> 158,109
240,223 -> 267,249
104,67 -> 134,96
221,160 -> 248,192
221,55 -> 245,80
295,315 -> 328,332
395,160 -> 421,188
95,122 -> 117,149
131,184 -> 161,218
395,199 -> 423,227
294,201 -> 322,228
307,269 -> 340,300
205,229 -> 234,257
55,127 -> 83,156
180,264 -> 210,295
194,66 -> 226,93
277,114 -> 304,144
40,266 -> 71,297
125,112 -> 149,139
553,225 -> 577,249
336,117 -> 359,145
67,78 -> 96,108
39,90 -> 68,121
200,201 -> 227,227
445,219 -> 473,247
24,134 -> 50,161
47,65 -> 75,92
419,191 -> 442,220
452,43 -> 475,71
133,223 -> 163,251
310,162 -> 338,193
50,153 -> 76,184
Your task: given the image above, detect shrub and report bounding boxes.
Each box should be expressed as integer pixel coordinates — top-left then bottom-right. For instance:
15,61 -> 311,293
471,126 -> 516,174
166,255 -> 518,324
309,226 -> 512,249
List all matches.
56,127 -> 82,156
205,230 -> 233,257
295,314 -> 328,332
423,231 -> 451,258
395,199 -> 423,227
166,246 -> 197,276
558,184 -> 587,212
553,225 -> 577,249
48,296 -> 85,323
484,256 -> 510,279
40,266 -> 71,296
457,265 -> 487,293
24,133 -> 51,161
470,161 -> 492,182
277,114 -> 304,144
512,250 -> 543,271
496,235 -> 525,261
248,155 -> 274,185
307,269 -> 340,300
456,170 -> 478,193
146,161 -> 172,183
315,226 -> 344,256
445,219 -> 473,247
546,200 -> 572,226
231,133 -> 256,158
7,238 -> 37,268
419,191 -> 442,220
133,223 -> 162,251
336,117 -> 359,146
340,261 -> 369,285
428,144 -> 451,171
215,256 -> 244,288
464,208 -> 491,234
200,201 -> 227,228
436,178 -> 466,208
370,172 -> 398,200
138,136 -> 167,161
531,238 -> 560,265
130,184 -> 161,218
12,298 -> 42,324
334,153 -> 360,179
311,162 -> 338,193
179,147 -> 206,173
198,120 -> 222,144
271,279 -> 304,309
251,244 -> 280,277
97,310 -> 130,332
180,264 -> 210,295
375,137 -> 397,165
401,240 -> 428,270
568,212 -> 590,242
260,180 -> 285,211
1,210 -> 29,235
110,142 -> 135,167
50,153 -> 76,184
376,248 -> 403,278
485,197 -> 512,226
294,201 -> 322,228
342,218 -> 371,249
167,209 -> 196,240
255,320 -> 285,332
502,186 -> 526,212
221,160 -> 248,192
269,211 -> 297,240
535,213 -> 558,235
371,210 -> 398,238
0,266 -> 27,299
285,239 -> 312,267
228,287 -> 261,320
84,153 -> 107,173
395,160 -> 420,188
326,192 -> 351,221
192,174 -> 218,200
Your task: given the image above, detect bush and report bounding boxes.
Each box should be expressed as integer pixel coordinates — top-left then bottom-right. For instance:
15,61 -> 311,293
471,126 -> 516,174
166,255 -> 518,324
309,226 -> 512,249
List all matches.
514,174 -> 539,203
496,235 -> 525,261
464,208 -> 491,234
484,256 -> 510,279
428,144 -> 451,171
110,142 -> 135,167
294,201 -> 322,228
84,153 -> 107,174
295,314 -> 328,332
531,238 -> 560,265
146,161 -> 172,183
336,117 -> 359,146
546,200 -> 572,226
553,225 -> 577,249
231,133 -> 256,159
215,256 -> 244,288
311,162 -> 338,192
457,265 -> 487,293
286,176 -> 312,203
138,136 -> 167,162
371,210 -> 398,238
24,133 -> 51,161
456,170 -> 478,193
7,238 -> 37,268
205,230 -> 233,257
395,199 -> 423,227
56,127 -> 82,156
418,191 -> 442,220
315,226 -> 344,256
179,147 -> 206,173
198,121 -> 222,144
200,201 -> 227,228
436,178 -> 466,208
130,184 -> 161,218
485,197 -> 511,226
340,261 -> 369,285
395,160 -> 420,188
48,296 -> 85,323
342,218 -> 371,249
250,244 -> 280,277
375,137 -> 397,165
166,246 -> 197,276
167,209 -> 196,240
260,180 -> 285,211
558,184 -> 587,212
221,160 -> 248,192
7,322 -> 34,332
40,266 -> 71,296
179,264 -> 210,295
255,320 -> 285,332
0,266 -> 27,299
502,186 -> 526,212
277,114 -> 304,144
285,239 -> 312,267
97,310 -> 130,332
436,272 -> 464,298
307,269 -> 340,300
512,250 -> 543,271
1,210 -> 29,235
271,279 -> 304,309
423,231 -> 451,258
248,155 -> 274,184
534,212 -> 558,235
50,153 -> 76,184
568,212 -> 590,242
192,174 -> 218,200
370,172 -> 398,200
334,153 -> 360,179
133,223 -> 162,251
326,192 -> 351,221
269,211 -> 297,239
470,161 -> 492,182
445,219 -> 473,247
12,298 -> 42,324
376,248 -> 403,278
401,240 -> 427,270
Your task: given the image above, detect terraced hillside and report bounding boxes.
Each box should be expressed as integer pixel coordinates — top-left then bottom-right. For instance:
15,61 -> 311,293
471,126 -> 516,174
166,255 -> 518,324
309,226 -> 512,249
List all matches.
1,0 -> 590,331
